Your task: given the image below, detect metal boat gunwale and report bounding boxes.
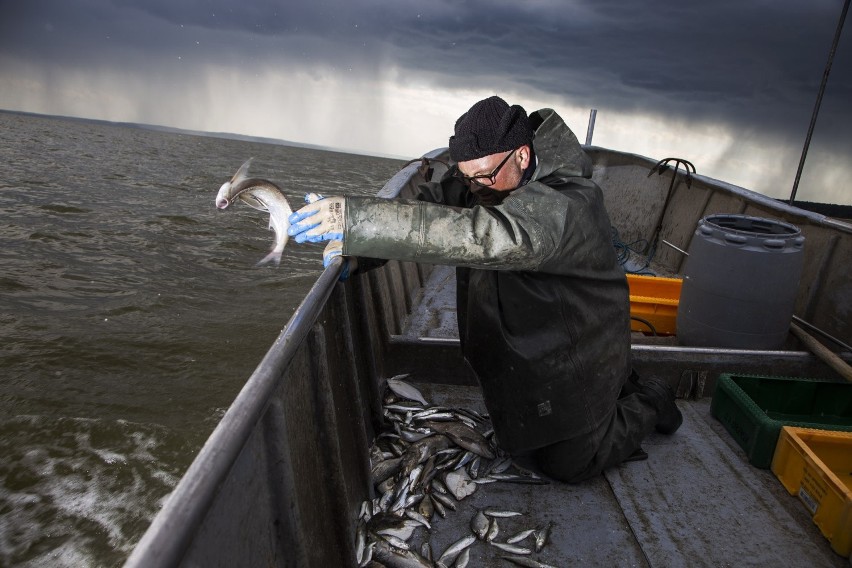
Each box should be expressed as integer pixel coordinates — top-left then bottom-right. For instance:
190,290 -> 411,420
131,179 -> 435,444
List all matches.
585,145 -> 852,235
124,259 -> 350,567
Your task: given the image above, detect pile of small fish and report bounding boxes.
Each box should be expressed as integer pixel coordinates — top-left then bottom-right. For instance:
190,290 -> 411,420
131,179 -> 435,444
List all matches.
355,375 -> 558,568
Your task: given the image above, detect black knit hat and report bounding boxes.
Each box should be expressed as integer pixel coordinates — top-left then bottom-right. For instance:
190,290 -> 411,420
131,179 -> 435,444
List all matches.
449,96 -> 533,162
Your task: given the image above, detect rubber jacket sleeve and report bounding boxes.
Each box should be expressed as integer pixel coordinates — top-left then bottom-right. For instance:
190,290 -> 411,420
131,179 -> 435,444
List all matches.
344,178 -> 616,275
343,181 -> 572,271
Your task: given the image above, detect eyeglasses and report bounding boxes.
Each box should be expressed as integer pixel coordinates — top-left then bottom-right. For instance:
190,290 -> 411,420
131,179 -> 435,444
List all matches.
455,149 -> 516,187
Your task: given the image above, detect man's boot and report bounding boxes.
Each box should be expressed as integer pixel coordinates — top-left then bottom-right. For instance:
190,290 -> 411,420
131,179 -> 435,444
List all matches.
618,369 -> 642,399
638,376 -> 683,435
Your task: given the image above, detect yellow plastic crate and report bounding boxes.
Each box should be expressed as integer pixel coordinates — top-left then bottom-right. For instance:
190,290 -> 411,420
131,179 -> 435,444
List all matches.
626,274 -> 682,336
771,426 -> 852,557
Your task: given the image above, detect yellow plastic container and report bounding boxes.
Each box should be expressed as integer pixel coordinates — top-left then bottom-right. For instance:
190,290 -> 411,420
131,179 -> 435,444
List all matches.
771,426 -> 852,556
626,274 -> 682,336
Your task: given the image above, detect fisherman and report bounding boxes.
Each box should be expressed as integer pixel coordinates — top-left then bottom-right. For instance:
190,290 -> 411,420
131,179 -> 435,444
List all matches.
287,95 -> 682,483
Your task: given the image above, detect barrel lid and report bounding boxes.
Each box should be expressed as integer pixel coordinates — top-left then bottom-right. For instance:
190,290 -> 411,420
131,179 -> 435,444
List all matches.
701,214 -> 800,236
697,214 -> 804,249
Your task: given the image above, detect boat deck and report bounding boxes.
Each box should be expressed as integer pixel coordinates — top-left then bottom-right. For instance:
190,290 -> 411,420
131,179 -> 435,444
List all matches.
410,384 -> 846,567
393,266 -> 847,566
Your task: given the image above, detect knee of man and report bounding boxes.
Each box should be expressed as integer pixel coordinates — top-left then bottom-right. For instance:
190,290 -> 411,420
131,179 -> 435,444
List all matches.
533,439 -> 599,483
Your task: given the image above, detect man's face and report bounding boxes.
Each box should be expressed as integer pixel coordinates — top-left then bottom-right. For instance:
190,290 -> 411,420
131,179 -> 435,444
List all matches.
457,146 -> 529,192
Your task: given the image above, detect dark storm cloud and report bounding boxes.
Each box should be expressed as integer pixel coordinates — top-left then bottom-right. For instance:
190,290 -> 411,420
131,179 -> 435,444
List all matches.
390,1 -> 850,141
4,0 -> 848,117
2,0 -> 850,197
151,1 -> 851,136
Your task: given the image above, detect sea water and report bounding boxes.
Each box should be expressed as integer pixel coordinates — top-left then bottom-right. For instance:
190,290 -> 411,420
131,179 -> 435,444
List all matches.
0,111 -> 404,566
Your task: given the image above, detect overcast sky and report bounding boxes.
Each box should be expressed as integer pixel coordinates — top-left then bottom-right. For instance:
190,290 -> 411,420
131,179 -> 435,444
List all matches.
1,0 -> 850,204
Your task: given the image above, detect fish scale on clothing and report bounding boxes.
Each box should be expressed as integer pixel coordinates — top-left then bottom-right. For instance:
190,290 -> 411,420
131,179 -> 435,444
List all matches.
357,375 -> 557,568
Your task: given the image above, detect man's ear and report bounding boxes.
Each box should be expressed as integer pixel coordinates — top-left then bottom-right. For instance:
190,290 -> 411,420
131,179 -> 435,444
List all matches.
518,144 -> 532,169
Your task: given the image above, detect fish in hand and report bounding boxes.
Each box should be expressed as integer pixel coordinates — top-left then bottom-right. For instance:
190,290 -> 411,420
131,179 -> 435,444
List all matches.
215,158 -> 293,266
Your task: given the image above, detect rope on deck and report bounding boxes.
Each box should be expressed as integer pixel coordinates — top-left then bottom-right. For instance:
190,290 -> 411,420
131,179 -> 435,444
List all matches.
612,226 -> 655,275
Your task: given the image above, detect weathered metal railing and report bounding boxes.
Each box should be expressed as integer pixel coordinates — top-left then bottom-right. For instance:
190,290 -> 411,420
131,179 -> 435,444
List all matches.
124,259 -> 375,566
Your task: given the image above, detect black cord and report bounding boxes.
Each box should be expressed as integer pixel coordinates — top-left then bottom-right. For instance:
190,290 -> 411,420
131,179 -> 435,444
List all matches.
630,316 -> 658,336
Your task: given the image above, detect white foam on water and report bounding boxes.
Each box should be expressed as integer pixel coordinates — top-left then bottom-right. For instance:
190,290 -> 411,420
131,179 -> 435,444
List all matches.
0,415 -> 190,567
11,539 -> 94,568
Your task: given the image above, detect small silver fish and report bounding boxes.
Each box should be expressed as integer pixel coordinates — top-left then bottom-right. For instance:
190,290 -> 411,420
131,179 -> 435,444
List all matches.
452,414 -> 479,429
430,490 -> 457,511
412,407 -> 446,419
437,534 -> 476,566
534,522 -> 552,552
506,528 -> 537,544
404,509 -> 431,530
371,457 -> 402,486
489,541 -> 531,555
407,464 -> 424,491
468,455 -> 481,479
485,517 -> 499,543
400,427 -> 434,443
487,473 -> 549,485
416,412 -> 457,422
359,541 -> 375,567
483,509 -> 524,518
215,158 -> 293,267
431,495 -> 447,518
424,420 -> 495,459
373,538 -> 432,568
385,403 -> 425,413
431,478 -> 449,495
417,494 -> 434,519
451,451 -> 475,471
454,547 -> 470,568
470,510 -> 489,540
419,455 -> 437,489
376,520 -> 419,542
390,488 -> 411,513
379,533 -> 411,551
386,375 -> 429,405
378,487 -> 394,511
481,455 -> 512,478
355,521 -> 367,564
358,500 -> 372,521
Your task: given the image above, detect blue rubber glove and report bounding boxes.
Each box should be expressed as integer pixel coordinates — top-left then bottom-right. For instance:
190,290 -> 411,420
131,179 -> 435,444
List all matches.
287,193 -> 345,244
323,239 -> 352,281
323,240 -> 343,267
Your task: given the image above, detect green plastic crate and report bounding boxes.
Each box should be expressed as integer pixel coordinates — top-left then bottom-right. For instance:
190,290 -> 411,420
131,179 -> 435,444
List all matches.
710,373 -> 852,468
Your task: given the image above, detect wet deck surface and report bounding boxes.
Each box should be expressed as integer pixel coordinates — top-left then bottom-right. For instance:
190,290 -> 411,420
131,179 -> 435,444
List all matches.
394,265 -> 848,566
413,383 -> 847,567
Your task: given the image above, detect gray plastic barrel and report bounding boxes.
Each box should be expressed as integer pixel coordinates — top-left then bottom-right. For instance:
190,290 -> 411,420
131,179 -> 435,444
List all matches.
676,214 -> 805,349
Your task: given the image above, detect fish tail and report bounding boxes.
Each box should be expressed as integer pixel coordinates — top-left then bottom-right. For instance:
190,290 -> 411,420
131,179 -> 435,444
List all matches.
255,250 -> 282,267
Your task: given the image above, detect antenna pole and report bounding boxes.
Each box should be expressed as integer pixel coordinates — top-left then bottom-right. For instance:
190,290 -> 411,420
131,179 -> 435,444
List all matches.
790,0 -> 850,205
585,109 -> 597,146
